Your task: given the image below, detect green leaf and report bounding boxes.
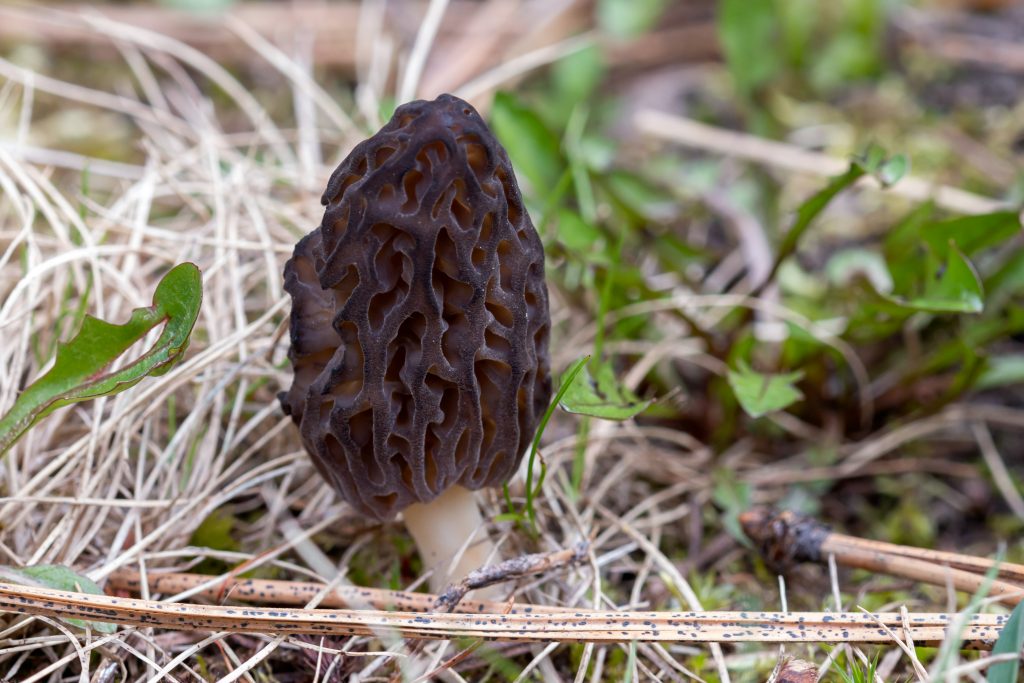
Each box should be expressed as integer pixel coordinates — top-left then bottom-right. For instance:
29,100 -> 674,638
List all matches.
809,29 -> 883,93
932,550 -> 1003,679
712,470 -> 753,549
853,144 -> 909,187
0,263 -> 203,454
0,564 -> 115,633
598,0 -> 668,39
727,360 -> 804,418
760,159 -> 867,291
190,508 -> 239,551
556,209 -> 605,254
546,46 -> 605,129
718,0 -> 783,98
986,250 -> 1024,304
489,92 -> 564,195
884,200 -> 938,291
923,211 -> 1022,259
880,244 -> 984,314
825,248 -> 893,293
157,0 -> 234,13
559,359 -> 651,420
987,599 -> 1024,683
602,170 -> 677,222
977,355 -> 1024,391
875,153 -> 909,187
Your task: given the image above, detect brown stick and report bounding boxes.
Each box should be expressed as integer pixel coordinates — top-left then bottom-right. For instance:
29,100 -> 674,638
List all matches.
106,569 -> 572,615
432,543 -> 589,612
740,508 -> 1024,605
0,581 -> 1007,647
822,535 -> 1024,585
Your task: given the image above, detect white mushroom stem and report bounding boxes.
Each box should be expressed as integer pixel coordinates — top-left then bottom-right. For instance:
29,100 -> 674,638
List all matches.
403,485 -> 503,601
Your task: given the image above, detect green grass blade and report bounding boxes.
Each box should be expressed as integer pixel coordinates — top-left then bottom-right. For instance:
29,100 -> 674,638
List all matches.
523,355 -> 591,530
931,550 -> 1002,679
987,600 -> 1024,683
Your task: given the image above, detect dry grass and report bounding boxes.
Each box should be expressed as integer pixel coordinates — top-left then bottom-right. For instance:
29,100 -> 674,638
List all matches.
0,2 -> 1020,682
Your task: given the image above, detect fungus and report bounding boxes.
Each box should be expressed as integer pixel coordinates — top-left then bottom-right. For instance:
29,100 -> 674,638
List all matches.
280,94 -> 552,597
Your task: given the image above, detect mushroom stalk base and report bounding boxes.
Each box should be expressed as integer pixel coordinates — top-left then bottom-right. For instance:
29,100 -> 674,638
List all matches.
403,485 -> 502,602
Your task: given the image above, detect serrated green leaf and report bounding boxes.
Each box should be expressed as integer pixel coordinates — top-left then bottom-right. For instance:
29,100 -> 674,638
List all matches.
0,263 -> 203,454
987,599 -> 1024,683
727,360 -> 804,418
0,564 -> 115,633
559,360 -> 651,420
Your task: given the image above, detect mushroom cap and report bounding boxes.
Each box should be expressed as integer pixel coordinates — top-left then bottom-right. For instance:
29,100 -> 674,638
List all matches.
280,94 -> 552,520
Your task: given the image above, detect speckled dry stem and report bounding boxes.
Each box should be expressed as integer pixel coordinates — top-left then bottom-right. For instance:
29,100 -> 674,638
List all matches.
107,569 -> 574,614
281,93 -> 552,520
0,582 -> 1008,647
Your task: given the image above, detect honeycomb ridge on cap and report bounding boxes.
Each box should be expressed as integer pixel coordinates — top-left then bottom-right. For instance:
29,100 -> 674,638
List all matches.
281,94 -> 552,520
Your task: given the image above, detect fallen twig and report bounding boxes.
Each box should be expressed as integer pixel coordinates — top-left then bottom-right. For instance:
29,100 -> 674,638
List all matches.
107,568 -> 569,615
0,581 -> 1007,646
433,543 -> 590,612
740,508 -> 1024,605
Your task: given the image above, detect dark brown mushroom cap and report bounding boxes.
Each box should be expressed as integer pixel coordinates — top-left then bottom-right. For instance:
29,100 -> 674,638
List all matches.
280,94 -> 552,520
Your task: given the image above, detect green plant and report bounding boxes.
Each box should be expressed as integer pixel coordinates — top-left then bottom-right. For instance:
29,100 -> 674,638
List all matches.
0,263 -> 203,454
830,648 -> 881,683
987,599 -> 1024,683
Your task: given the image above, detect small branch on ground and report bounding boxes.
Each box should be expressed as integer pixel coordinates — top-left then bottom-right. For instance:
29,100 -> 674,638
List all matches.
433,542 -> 590,612
107,568 -> 573,615
0,580 -> 1008,646
740,508 -> 1024,605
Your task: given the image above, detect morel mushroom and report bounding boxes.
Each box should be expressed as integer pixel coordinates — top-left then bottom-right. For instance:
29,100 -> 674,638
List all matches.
281,94 -> 552,594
